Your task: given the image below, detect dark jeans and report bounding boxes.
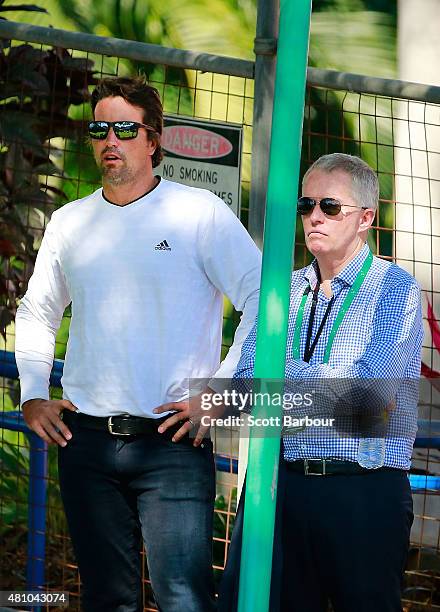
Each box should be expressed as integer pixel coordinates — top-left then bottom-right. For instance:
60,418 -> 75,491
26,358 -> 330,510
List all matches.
219,462 -> 413,612
58,414 -> 216,612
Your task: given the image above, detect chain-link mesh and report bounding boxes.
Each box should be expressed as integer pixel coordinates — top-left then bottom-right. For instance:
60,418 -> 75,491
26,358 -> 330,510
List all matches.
0,31 -> 439,612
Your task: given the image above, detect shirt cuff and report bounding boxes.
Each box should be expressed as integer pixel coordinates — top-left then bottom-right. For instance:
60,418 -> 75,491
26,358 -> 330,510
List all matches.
18,371 -> 50,407
284,358 -> 309,379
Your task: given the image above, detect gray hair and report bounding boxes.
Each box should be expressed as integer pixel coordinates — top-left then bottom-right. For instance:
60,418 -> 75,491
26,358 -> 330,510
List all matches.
302,153 -> 379,210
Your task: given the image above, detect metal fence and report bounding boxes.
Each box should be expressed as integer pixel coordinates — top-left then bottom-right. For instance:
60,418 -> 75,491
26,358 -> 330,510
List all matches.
0,18 -> 440,612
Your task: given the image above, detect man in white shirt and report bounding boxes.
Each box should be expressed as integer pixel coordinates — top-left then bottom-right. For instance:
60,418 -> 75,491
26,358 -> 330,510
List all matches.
15,75 -> 261,612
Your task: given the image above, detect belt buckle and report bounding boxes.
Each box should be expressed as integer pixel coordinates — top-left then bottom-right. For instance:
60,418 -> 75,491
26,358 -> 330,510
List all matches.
304,459 -> 326,476
107,416 -> 131,436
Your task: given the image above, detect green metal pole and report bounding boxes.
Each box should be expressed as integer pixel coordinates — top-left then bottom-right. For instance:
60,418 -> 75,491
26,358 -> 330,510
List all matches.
237,1 -> 312,611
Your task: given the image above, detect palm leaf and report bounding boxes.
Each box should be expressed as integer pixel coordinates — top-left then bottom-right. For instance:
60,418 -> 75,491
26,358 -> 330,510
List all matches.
0,4 -> 46,13
310,11 -> 396,77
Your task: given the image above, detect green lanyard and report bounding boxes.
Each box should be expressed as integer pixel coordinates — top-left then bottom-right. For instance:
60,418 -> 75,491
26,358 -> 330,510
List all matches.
292,251 -> 373,364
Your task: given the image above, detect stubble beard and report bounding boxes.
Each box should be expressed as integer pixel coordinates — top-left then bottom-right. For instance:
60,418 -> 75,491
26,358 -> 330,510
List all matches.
100,161 -> 134,186
97,146 -> 135,186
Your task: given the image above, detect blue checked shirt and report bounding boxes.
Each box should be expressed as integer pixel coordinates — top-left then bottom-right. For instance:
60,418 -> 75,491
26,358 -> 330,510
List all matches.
233,243 -> 423,469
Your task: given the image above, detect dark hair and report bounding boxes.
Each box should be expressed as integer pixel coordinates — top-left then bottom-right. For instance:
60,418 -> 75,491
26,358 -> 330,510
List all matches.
91,75 -> 164,168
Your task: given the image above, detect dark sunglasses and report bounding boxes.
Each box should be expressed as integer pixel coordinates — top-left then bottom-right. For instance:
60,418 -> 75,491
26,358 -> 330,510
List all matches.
88,120 -> 157,140
297,196 -> 366,217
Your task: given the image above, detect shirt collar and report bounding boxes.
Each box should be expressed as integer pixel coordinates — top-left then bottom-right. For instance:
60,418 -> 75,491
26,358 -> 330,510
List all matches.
303,243 -> 371,288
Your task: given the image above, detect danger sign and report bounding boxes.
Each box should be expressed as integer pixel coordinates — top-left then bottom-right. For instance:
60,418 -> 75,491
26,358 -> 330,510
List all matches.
163,125 -> 233,159
156,116 -> 243,216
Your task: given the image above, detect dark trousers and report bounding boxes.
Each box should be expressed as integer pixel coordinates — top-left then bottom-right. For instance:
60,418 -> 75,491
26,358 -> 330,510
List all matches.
281,467 -> 413,612
58,416 -> 216,612
219,462 -> 413,612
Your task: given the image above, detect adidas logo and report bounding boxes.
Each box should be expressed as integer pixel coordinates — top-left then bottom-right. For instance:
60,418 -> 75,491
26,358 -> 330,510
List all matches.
155,240 -> 171,251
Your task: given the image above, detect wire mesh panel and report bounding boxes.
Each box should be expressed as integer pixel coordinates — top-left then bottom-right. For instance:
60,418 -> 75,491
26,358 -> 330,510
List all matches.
1,25 -> 440,612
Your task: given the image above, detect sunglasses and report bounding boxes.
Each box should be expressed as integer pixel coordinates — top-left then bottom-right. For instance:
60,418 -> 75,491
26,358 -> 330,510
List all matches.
88,120 -> 157,140
297,196 -> 366,217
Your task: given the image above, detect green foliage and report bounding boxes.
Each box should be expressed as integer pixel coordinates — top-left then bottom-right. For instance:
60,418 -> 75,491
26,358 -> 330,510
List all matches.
52,0 -> 256,59
0,41 -> 96,336
0,438 -> 28,536
213,489 -> 237,581
0,434 -> 67,543
310,10 -> 396,78
0,0 -> 46,18
6,0 -> 398,78
46,444 -> 68,536
55,308 -> 71,360
60,104 -> 100,204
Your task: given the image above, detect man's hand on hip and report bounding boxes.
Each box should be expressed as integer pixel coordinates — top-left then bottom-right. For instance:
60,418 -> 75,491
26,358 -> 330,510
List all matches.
22,398 -> 77,447
153,387 -> 225,447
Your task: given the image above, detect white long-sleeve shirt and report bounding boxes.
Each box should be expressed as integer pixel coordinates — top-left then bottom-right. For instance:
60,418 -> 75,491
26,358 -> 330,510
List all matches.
15,178 -> 261,417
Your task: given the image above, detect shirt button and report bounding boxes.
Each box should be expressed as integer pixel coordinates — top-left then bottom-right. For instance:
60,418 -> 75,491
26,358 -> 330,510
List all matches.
300,444 -> 307,450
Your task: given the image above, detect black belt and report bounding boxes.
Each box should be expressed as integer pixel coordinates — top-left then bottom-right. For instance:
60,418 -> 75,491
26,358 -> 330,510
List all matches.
285,458 -> 405,476
62,410 -> 175,437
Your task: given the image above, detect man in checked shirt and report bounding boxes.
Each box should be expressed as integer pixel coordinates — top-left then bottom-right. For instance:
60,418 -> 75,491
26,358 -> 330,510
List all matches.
220,153 -> 423,612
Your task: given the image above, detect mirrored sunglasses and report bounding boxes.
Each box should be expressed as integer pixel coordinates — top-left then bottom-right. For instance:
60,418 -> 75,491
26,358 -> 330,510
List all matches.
88,120 -> 157,140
